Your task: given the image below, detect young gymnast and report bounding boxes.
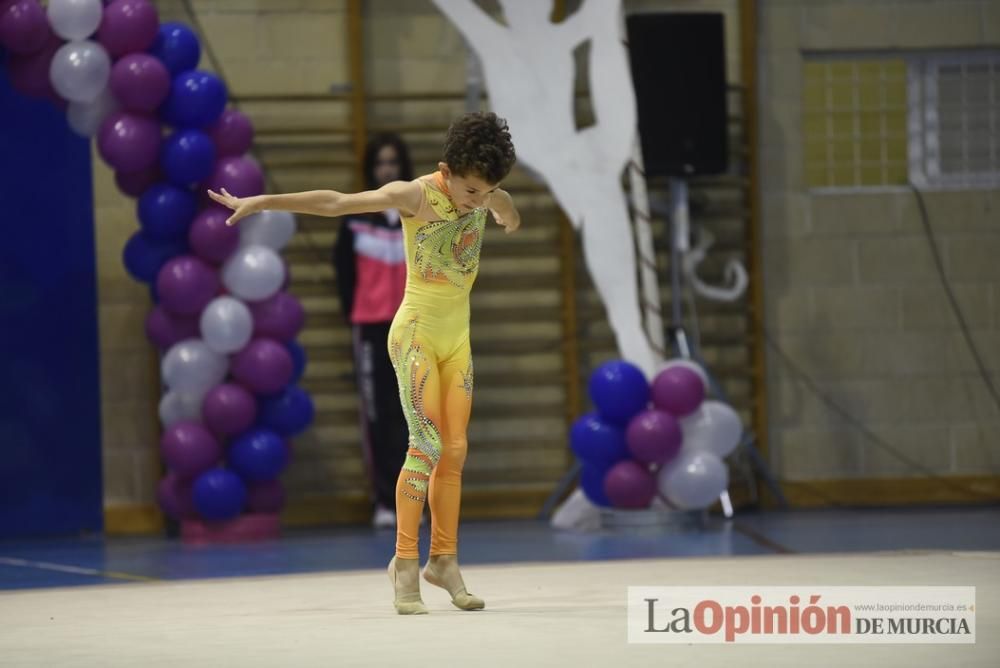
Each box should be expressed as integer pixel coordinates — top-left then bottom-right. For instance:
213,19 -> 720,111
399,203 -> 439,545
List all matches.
209,112 -> 520,614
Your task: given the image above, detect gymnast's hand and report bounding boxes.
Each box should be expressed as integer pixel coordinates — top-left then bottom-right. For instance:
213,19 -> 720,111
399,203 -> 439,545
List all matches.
207,188 -> 265,226
487,190 -> 521,234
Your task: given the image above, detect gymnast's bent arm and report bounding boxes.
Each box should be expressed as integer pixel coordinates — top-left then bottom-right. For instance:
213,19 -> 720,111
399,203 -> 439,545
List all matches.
207,180 -> 423,227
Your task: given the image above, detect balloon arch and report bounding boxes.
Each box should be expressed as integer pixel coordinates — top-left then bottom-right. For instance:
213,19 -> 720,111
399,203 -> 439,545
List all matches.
1,0 -> 314,538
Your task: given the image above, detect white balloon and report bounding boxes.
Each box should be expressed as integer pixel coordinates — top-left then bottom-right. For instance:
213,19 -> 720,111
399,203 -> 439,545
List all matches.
200,296 -> 253,354
240,210 -> 297,250
657,450 -> 729,510
67,85 -> 118,137
47,0 -> 103,41
162,339 -> 229,394
658,358 -> 710,391
680,400 -> 743,458
158,390 -> 205,428
221,244 -> 286,301
49,40 -> 111,103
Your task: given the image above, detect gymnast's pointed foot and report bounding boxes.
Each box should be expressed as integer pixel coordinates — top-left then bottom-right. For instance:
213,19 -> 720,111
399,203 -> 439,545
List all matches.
388,556 -> 429,615
423,554 -> 485,611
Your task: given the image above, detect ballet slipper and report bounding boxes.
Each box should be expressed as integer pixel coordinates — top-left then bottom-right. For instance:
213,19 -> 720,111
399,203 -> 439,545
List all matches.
422,554 -> 485,611
388,556 -> 428,615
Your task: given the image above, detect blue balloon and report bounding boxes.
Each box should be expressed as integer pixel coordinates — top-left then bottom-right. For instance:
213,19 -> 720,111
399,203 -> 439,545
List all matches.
137,183 -> 198,241
193,468 -> 246,521
229,428 -> 289,482
259,385 -> 315,437
122,230 -> 188,283
580,464 -> 613,507
160,71 -> 227,128
285,341 -> 307,383
149,22 -> 201,76
161,129 -> 216,187
588,360 -> 650,425
570,412 -> 629,468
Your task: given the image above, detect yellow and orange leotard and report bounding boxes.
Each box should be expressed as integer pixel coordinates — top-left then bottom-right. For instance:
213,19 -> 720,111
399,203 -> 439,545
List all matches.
389,172 -> 488,559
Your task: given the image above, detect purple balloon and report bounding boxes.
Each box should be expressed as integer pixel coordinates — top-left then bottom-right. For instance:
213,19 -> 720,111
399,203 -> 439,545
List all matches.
604,460 -> 657,509
145,304 -> 199,349
202,383 -> 257,437
5,29 -> 59,99
97,0 -> 159,58
161,421 -> 222,478
189,206 -> 240,264
232,338 -> 294,395
204,155 -> 264,198
652,366 -> 706,417
626,410 -> 683,466
157,471 -> 198,520
0,0 -> 49,55
115,164 -> 161,198
206,109 -> 254,157
97,111 -> 162,174
156,255 -> 220,316
246,480 -> 286,513
109,53 -> 170,112
250,292 -> 304,342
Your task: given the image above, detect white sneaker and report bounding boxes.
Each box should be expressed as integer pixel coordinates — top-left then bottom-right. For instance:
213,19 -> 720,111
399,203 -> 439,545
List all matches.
373,505 -> 396,529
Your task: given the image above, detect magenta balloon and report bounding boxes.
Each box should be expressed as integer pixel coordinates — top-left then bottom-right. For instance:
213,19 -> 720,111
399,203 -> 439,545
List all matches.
97,0 -> 159,58
0,0 -> 48,55
109,53 -> 170,112
625,410 -> 683,466
204,155 -> 264,198
97,111 -> 162,173
250,291 -> 305,341
115,164 -> 161,198
206,109 -> 254,157
145,304 -> 199,349
5,30 -> 59,99
603,460 -> 657,509
651,366 -> 706,417
202,383 -> 257,437
157,471 -> 198,520
188,207 -> 240,264
156,255 -> 220,316
232,339 -> 294,395
246,480 -> 286,513
161,421 -> 222,478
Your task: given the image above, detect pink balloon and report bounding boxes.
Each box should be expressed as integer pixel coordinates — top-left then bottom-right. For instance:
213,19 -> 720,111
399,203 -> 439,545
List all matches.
4,29 -> 59,99
156,255 -> 220,316
115,164 -> 161,198
604,460 -> 657,509
232,339 -> 293,395
250,291 -> 305,341
161,421 -> 222,478
109,53 -> 170,112
651,366 -> 706,417
0,0 -> 49,55
97,0 -> 159,58
157,472 -> 199,520
202,383 -> 257,437
204,155 -> 264,198
97,111 -> 162,174
189,206 -> 240,264
206,109 -> 254,157
625,410 -> 682,466
145,304 -> 199,349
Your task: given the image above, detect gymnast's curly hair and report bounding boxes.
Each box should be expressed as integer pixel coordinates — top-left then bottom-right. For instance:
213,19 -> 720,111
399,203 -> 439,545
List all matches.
442,112 -> 516,184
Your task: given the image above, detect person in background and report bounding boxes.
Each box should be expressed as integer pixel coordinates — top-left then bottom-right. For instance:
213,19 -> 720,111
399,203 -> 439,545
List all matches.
332,134 -> 413,529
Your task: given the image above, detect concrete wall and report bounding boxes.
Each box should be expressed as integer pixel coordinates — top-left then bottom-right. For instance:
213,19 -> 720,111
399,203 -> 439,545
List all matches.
759,0 -> 1000,484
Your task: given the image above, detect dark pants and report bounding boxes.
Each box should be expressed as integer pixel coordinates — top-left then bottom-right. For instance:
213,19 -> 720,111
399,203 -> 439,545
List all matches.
352,322 -> 410,510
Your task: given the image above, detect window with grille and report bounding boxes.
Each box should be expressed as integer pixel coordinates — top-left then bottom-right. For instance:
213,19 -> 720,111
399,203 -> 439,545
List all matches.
802,52 -> 1000,190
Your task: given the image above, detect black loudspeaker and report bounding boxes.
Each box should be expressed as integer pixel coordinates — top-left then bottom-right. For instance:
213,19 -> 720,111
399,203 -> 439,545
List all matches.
625,13 -> 728,178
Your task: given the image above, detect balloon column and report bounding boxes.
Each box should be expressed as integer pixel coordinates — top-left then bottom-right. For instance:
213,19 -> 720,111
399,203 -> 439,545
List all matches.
572,359 -> 742,512
1,0 -> 314,532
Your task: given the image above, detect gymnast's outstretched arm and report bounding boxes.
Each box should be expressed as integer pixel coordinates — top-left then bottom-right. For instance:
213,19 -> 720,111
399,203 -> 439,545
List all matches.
207,179 -> 423,227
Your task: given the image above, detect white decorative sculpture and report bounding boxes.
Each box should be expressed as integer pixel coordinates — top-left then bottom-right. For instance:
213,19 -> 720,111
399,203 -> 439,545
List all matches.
431,0 -> 661,379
